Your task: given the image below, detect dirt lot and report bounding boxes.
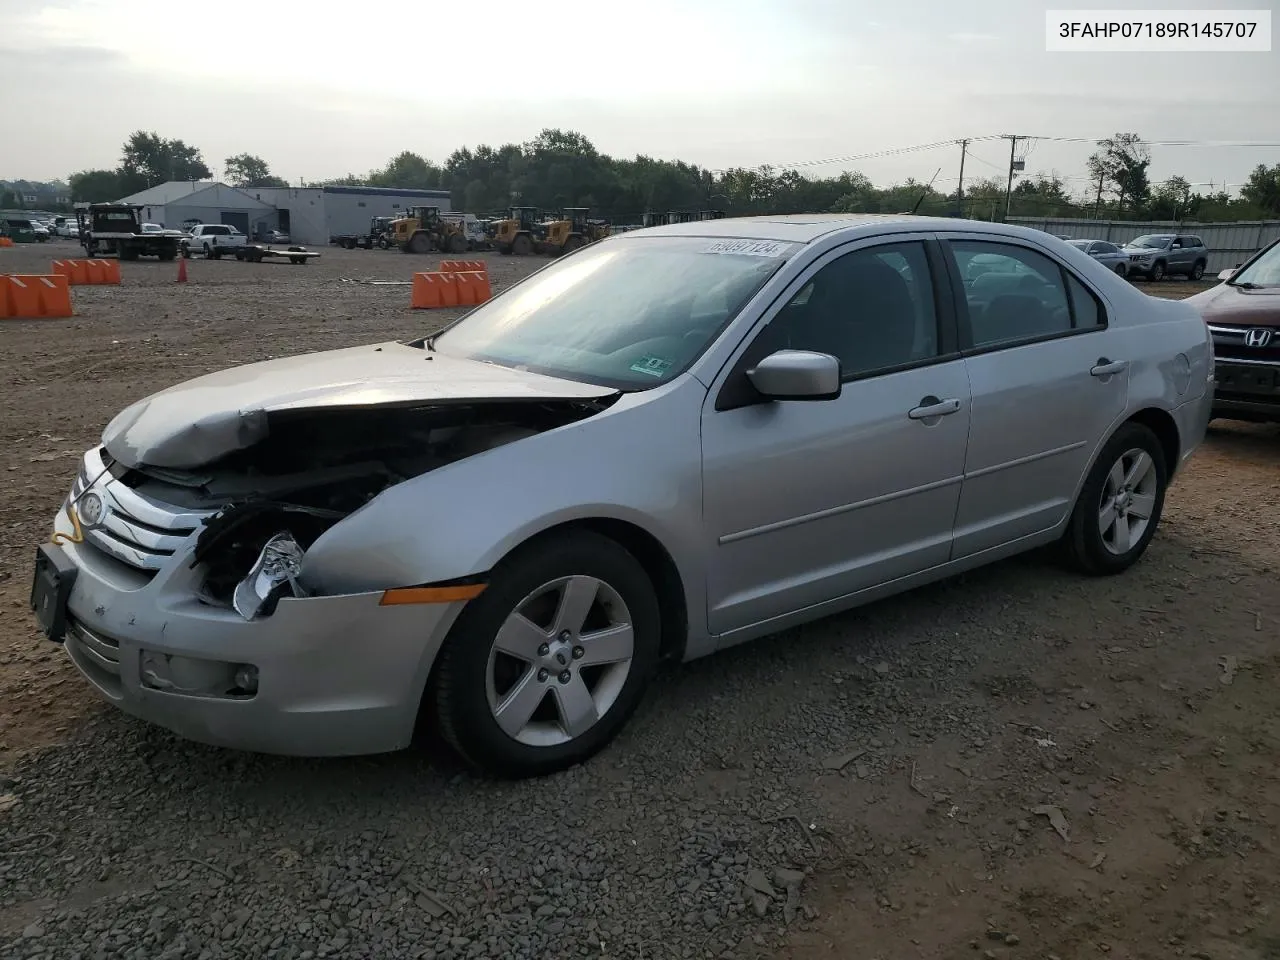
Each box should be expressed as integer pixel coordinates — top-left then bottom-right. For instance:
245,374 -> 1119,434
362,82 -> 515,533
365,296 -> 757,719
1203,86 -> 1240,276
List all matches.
0,240 -> 1277,960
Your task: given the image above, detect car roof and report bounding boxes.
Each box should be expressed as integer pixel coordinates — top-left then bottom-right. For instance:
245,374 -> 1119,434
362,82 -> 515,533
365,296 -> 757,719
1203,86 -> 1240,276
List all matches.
626,213 -> 1061,245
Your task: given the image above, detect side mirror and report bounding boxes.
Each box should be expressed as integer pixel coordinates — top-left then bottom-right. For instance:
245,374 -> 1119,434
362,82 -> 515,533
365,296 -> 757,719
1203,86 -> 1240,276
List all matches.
1217,268 -> 1236,281
747,350 -> 841,401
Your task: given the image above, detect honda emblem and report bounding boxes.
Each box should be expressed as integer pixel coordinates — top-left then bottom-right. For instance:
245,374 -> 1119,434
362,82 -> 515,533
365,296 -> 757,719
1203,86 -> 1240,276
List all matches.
1243,328 -> 1273,348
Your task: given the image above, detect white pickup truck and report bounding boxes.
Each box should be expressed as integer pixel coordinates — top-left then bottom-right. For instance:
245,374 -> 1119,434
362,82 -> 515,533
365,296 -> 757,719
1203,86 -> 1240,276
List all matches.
181,224 -> 249,259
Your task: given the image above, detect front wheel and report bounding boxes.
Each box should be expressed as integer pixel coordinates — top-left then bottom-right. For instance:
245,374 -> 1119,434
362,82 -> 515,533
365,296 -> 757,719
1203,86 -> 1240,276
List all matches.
1061,422 -> 1168,576
431,531 -> 661,778
1113,262 -> 1127,278
1190,260 -> 1205,281
1150,260 -> 1166,282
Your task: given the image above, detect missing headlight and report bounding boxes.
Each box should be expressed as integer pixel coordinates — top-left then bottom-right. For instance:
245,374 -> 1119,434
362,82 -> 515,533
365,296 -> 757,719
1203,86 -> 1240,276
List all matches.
232,532 -> 305,620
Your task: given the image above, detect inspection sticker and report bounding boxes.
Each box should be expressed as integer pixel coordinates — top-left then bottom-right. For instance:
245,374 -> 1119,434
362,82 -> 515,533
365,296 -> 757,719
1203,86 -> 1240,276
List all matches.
703,239 -> 791,258
629,356 -> 673,378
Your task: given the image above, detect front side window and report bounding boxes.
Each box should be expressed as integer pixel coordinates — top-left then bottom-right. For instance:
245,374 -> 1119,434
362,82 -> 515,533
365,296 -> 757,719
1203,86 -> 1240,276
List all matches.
949,241 -> 1075,347
752,241 -> 940,379
434,235 -> 789,389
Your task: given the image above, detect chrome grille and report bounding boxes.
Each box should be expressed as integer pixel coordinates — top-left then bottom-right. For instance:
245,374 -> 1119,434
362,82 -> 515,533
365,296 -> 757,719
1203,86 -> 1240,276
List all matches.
70,449 -> 210,574
66,619 -> 120,676
1208,323 -> 1280,363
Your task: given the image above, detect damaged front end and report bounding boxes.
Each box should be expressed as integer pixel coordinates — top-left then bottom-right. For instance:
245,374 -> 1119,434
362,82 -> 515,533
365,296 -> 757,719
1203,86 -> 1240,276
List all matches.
101,398 -> 615,619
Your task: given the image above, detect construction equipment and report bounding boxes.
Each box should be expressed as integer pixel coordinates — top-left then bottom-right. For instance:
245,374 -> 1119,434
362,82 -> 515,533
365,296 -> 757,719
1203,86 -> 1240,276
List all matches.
489,206 -> 541,256
392,206 -> 468,255
536,208 -> 610,256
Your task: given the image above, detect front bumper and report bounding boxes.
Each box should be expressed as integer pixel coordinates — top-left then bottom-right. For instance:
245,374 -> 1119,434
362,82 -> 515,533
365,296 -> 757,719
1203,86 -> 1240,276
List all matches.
1211,360 -> 1280,422
45,463 -> 466,757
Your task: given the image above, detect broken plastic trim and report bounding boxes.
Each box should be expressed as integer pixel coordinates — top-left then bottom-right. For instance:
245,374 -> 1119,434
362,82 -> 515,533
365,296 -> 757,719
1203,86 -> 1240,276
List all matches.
232,532 -> 305,620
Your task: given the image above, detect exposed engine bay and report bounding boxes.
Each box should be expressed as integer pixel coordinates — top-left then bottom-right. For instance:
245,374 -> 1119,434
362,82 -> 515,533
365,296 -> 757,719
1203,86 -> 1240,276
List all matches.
101,397 -> 615,617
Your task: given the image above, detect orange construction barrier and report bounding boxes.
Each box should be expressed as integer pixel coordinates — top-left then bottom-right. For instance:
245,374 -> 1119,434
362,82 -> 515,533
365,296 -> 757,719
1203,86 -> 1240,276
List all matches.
0,237 -> 14,248
101,259 -> 121,284
411,272 -> 446,309
0,279 -> 11,318
439,259 -> 486,274
0,275 -> 73,319
437,272 -> 461,308
52,260 -> 90,285
455,270 -> 492,305
81,259 -> 120,285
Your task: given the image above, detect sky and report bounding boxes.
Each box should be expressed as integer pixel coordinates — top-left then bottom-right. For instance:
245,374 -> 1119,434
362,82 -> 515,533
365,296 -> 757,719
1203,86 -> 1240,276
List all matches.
2,0 -> 1277,197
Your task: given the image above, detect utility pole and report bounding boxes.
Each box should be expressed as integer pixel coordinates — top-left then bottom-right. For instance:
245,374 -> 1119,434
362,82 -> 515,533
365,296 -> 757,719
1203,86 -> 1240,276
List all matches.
1093,170 -> 1105,219
1002,135 -> 1019,221
956,139 -> 969,216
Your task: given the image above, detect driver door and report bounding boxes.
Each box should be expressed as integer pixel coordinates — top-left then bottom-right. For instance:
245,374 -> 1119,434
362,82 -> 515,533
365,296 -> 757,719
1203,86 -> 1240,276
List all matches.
700,236 -> 971,639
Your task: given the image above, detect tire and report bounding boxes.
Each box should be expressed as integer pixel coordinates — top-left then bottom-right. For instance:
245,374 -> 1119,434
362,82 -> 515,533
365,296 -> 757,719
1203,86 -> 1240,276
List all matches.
290,257 -> 305,265
1150,260 -> 1166,282
181,244 -> 191,259
158,249 -> 175,262
119,246 -> 139,262
1190,260 -> 1205,281
512,233 -> 533,256
497,243 -> 512,255
432,531 -> 661,778
563,236 -> 585,254
1113,262 -> 1126,278
1061,422 -> 1168,577
377,237 -> 389,250
408,233 -> 432,255
447,233 -> 467,254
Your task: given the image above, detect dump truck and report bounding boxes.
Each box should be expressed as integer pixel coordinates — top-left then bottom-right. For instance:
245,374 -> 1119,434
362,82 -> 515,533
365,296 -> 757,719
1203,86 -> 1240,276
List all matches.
489,206 -> 541,255
76,204 -> 184,260
392,206 -> 469,254
536,208 -> 610,256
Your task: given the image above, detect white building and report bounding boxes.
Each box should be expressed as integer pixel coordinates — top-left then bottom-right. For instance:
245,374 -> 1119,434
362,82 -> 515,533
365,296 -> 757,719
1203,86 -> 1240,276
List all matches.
117,182 -> 452,245
244,185 -> 452,244
119,181 -> 276,236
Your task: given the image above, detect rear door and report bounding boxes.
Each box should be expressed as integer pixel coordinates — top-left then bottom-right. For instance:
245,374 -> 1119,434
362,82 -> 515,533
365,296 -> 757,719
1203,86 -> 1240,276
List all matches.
938,234 -> 1128,558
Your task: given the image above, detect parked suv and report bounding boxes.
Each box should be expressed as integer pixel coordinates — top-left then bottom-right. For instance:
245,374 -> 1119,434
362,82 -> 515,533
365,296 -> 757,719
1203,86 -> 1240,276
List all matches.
1187,237 -> 1280,423
1121,234 -> 1208,282
182,224 -> 249,259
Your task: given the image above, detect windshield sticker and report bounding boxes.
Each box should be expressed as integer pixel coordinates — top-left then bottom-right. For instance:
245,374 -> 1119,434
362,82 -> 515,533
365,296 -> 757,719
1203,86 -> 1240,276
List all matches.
629,356 -> 673,378
703,239 -> 791,258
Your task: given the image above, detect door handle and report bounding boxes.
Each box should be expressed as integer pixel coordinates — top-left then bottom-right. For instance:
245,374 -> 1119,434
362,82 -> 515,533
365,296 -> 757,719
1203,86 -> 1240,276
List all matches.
908,397 -> 961,420
1090,358 -> 1128,377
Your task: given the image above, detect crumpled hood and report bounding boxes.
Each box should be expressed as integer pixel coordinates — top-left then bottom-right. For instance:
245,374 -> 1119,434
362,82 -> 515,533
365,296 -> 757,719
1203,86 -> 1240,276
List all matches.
102,341 -> 617,469
1186,282 -> 1280,325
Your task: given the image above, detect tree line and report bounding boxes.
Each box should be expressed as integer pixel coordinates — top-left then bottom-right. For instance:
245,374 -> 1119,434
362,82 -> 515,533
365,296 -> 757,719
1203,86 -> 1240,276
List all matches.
66,128 -> 1280,224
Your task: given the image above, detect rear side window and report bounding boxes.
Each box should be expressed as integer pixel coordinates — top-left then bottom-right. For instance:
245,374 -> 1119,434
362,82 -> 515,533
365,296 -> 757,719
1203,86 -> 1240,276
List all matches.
1065,274 -> 1104,329
948,241 -> 1073,347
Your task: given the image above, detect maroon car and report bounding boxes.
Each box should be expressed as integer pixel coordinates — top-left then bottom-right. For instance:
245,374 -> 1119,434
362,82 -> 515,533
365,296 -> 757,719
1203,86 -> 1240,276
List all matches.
1187,238 -> 1280,423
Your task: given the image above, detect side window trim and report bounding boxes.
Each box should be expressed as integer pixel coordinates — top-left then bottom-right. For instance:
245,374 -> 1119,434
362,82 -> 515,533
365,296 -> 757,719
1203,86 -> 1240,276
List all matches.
712,235 -> 961,412
937,236 -> 1109,356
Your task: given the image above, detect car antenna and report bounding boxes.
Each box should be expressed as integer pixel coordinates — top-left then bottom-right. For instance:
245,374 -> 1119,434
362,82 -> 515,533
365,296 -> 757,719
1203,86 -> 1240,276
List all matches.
910,168 -> 943,215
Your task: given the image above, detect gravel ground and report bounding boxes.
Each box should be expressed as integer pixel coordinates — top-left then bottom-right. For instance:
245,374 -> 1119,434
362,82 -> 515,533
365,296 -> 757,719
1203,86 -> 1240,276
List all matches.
1,241 -> 1276,960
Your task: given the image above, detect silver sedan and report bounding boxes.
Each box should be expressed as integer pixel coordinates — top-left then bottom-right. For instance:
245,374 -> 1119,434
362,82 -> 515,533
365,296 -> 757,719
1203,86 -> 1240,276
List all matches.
33,215 -> 1214,777
1067,238 -> 1130,276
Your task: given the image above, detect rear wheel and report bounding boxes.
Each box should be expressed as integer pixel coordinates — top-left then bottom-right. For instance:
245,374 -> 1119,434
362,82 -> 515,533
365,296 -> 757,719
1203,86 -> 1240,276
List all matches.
1061,422 -> 1168,576
432,531 -> 660,778
563,235 -> 585,254
447,233 -> 467,254
512,233 -> 533,256
1190,260 -> 1205,281
408,232 -> 432,254
1113,262 -> 1126,277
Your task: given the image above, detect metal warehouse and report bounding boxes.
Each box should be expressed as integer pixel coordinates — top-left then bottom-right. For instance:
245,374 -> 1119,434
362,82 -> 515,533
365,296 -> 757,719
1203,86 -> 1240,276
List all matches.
119,181 -> 276,237
118,182 -> 451,245
245,185 -> 452,245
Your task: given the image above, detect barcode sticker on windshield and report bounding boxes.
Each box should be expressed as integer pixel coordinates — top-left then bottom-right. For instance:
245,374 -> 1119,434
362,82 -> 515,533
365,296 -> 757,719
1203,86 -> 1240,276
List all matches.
703,239 -> 791,258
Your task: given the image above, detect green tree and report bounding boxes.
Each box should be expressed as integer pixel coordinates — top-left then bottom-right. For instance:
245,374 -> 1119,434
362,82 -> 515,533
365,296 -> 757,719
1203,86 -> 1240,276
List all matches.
0,189 -> 19,209
1148,176 -> 1195,220
1089,133 -> 1151,212
224,153 -> 287,188
120,131 -> 211,190
369,151 -> 444,190
69,169 -> 124,203
1241,163 -> 1280,217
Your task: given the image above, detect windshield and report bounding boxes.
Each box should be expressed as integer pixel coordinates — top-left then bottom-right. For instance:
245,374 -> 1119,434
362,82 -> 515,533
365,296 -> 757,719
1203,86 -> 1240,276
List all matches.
1067,240 -> 1089,250
1231,240 -> 1280,287
1127,235 -> 1171,249
433,236 -> 790,389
